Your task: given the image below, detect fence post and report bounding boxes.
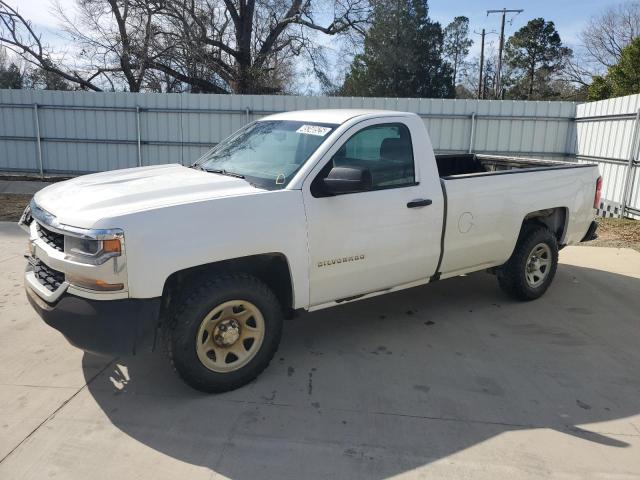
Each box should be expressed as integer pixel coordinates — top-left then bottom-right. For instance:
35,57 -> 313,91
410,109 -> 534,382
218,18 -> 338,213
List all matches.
563,114 -> 575,158
468,112 -> 477,153
620,108 -> 640,218
33,104 -> 44,179
136,106 -> 142,167
245,107 -> 250,125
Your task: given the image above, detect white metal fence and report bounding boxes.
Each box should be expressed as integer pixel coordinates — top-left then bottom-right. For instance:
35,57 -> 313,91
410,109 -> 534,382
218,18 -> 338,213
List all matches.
573,93 -> 640,219
0,89 -> 575,173
0,88 -> 639,218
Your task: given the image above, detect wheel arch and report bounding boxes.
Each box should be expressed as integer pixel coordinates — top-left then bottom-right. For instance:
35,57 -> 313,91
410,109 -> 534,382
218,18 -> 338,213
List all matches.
496,207 -> 567,269
160,253 -> 295,318
521,207 -> 568,244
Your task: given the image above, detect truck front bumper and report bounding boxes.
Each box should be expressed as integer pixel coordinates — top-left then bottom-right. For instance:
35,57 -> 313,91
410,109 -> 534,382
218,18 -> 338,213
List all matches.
26,285 -> 161,355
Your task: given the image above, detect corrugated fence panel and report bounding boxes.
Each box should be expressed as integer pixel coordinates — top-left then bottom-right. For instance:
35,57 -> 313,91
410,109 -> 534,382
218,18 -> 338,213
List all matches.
0,89 -> 39,171
574,93 -> 640,219
3,88 -> 639,217
0,89 -> 580,175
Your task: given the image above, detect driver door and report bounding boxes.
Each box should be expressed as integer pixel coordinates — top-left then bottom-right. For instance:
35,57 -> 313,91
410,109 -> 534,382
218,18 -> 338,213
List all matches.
302,118 -> 442,307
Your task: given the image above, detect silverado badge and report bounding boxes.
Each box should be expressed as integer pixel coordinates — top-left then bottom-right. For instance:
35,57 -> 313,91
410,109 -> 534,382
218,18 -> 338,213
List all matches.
317,255 -> 365,268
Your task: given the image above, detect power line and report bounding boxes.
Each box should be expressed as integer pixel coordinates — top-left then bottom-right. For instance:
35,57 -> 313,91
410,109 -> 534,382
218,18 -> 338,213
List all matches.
487,8 -> 523,99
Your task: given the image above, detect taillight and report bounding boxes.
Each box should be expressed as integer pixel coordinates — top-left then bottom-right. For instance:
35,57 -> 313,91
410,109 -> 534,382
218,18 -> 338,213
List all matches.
594,176 -> 602,209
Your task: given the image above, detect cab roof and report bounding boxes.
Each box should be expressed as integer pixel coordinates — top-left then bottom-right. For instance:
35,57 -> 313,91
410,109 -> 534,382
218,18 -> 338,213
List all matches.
263,109 -> 413,125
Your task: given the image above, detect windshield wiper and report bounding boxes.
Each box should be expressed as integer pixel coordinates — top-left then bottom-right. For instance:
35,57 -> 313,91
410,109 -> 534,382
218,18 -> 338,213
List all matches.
195,166 -> 259,187
205,168 -> 245,179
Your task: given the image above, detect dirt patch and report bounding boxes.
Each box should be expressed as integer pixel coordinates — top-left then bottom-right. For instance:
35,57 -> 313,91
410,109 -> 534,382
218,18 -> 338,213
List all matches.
582,217 -> 640,252
0,194 -> 32,221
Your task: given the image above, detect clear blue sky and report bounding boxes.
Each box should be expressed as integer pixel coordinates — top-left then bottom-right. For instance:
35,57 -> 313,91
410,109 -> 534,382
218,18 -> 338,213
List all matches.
429,0 -> 612,55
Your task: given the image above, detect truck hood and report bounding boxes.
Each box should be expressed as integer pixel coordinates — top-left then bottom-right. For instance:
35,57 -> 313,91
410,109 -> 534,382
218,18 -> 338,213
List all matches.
34,164 -> 262,228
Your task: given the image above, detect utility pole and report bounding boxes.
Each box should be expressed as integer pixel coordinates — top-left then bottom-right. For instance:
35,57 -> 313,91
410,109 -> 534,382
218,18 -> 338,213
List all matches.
478,29 -> 485,99
487,8 -> 523,98
393,0 -> 400,95
474,29 -> 497,99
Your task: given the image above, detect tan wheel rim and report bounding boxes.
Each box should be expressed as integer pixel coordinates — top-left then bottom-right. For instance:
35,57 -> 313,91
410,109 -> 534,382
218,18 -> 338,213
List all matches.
196,300 -> 265,373
525,243 -> 552,288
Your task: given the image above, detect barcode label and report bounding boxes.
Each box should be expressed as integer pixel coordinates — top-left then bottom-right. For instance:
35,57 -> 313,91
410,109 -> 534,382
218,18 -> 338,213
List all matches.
296,125 -> 332,136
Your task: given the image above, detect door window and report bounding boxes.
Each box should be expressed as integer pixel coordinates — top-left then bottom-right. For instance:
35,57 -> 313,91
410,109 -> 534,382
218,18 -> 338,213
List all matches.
314,123 -> 415,194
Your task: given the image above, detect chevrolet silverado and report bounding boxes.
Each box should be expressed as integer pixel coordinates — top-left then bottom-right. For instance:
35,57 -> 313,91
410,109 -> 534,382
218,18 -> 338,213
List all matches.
20,109 -> 600,392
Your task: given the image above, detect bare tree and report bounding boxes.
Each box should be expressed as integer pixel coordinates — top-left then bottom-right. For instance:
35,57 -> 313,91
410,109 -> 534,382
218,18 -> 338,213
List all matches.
461,50 -> 499,100
581,1 -> 640,70
561,58 -> 593,88
0,0 -> 370,93
0,0 -> 105,90
53,0 -> 164,92
153,0 -> 370,93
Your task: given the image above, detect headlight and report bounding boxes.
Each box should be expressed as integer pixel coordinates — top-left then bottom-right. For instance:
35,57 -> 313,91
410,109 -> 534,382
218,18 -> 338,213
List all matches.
18,203 -> 33,232
64,236 -> 122,265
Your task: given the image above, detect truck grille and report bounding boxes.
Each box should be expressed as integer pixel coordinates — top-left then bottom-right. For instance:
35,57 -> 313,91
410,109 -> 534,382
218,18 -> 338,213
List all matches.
33,259 -> 65,292
36,223 -> 64,252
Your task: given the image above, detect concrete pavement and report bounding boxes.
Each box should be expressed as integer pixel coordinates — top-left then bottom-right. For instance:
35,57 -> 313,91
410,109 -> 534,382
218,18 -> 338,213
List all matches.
0,221 -> 639,479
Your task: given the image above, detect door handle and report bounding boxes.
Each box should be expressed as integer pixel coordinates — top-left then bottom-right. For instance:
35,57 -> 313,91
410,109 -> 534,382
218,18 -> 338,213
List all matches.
407,199 -> 432,208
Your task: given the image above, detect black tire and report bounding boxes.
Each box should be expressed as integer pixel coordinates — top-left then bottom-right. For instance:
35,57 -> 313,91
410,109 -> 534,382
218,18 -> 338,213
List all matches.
497,225 -> 559,301
167,274 -> 282,393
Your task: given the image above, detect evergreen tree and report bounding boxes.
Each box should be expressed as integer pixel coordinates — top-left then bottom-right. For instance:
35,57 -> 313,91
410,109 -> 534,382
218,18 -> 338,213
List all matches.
0,47 -> 23,89
503,18 -> 571,99
0,62 -> 22,88
341,0 -> 453,98
443,16 -> 473,86
588,37 -> 640,100
606,36 -> 640,97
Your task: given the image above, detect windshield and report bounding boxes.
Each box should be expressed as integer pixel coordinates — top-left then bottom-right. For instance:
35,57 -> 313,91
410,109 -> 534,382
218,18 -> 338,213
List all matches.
196,120 -> 338,190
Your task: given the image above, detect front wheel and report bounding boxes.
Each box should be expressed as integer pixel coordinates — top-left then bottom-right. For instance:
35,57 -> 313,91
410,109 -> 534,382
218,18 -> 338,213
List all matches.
497,225 -> 559,301
168,274 -> 283,393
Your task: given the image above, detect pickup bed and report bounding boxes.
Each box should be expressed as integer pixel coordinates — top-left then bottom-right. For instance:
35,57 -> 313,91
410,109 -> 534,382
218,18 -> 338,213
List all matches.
20,109 -> 601,392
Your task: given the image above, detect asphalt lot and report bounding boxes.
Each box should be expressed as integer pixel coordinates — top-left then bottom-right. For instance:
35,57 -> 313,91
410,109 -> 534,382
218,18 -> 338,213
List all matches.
1,221 -> 639,479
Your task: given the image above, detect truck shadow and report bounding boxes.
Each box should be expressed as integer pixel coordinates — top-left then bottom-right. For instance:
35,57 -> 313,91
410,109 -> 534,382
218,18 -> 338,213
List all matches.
82,263 -> 640,478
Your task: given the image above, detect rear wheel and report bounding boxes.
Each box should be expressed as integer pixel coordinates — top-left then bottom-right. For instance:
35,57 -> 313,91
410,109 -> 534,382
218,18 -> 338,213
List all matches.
168,274 -> 282,393
497,225 -> 559,301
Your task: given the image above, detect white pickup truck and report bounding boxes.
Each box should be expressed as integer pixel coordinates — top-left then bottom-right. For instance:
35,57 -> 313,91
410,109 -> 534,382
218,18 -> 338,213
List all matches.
20,109 -> 600,392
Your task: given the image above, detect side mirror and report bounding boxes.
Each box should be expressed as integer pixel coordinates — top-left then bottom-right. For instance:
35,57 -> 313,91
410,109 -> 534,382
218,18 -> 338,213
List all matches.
322,166 -> 372,195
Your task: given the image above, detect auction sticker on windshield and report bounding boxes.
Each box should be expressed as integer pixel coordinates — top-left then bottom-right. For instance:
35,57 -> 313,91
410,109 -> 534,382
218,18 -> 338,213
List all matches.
296,125 -> 332,136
